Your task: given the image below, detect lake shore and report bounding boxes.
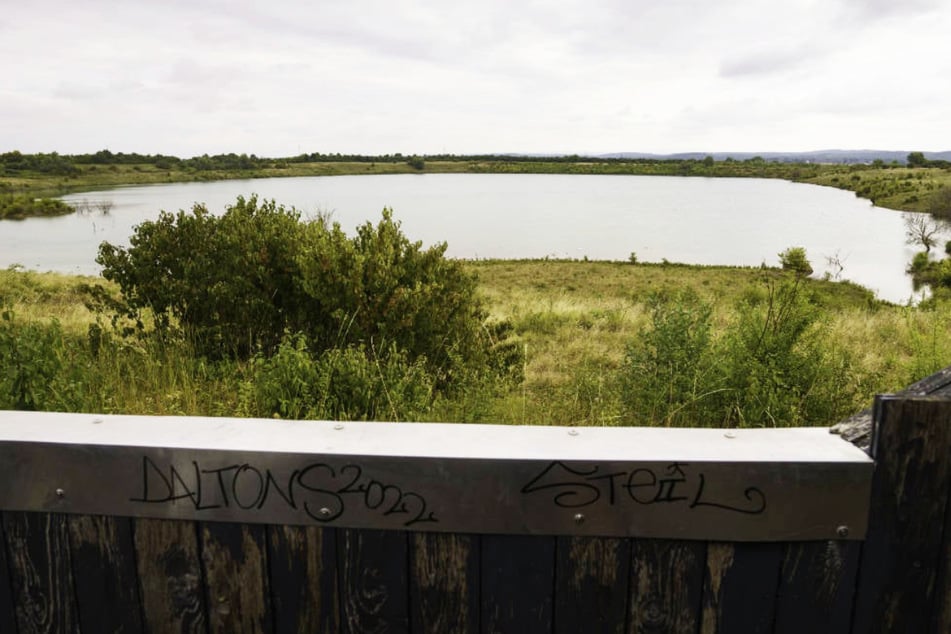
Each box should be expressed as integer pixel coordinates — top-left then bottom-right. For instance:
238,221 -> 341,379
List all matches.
3,155 -> 951,219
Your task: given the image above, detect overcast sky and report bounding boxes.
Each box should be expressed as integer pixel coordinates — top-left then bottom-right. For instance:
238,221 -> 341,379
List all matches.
2,0 -> 949,157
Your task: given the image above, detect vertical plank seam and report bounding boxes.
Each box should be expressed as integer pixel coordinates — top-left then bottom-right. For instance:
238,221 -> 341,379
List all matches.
766,542 -> 787,634
195,521 -> 211,634
405,530 -> 414,634
927,421 -> 951,632
622,537 -> 633,634
550,536 -> 558,634
693,541 -> 707,634
57,513 -> 82,634
264,525 -> 279,634
335,528 -> 348,634
0,512 -> 21,634
129,518 -> 151,634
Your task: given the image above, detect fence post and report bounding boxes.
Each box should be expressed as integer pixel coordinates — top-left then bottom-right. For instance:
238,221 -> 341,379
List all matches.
850,396 -> 951,633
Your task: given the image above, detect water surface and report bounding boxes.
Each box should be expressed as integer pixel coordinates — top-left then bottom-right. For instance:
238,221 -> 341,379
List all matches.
0,174 -> 927,303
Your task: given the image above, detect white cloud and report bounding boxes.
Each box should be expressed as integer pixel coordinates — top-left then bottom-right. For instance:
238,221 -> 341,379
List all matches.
1,0 -> 949,155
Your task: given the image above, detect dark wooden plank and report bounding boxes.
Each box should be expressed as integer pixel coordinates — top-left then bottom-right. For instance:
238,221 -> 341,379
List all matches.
627,539 -> 704,634
134,517 -> 207,634
2,511 -> 80,634
267,524 -> 339,633
851,396 -> 951,634
555,536 -> 630,634
0,514 -> 19,634
338,528 -> 410,634
201,522 -> 273,634
772,540 -> 860,634
933,477 -> 951,634
481,534 -> 556,634
411,532 -> 479,634
68,514 -> 144,633
700,542 -> 783,634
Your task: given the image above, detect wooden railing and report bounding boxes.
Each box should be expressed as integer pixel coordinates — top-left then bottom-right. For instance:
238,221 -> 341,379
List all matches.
0,388 -> 949,632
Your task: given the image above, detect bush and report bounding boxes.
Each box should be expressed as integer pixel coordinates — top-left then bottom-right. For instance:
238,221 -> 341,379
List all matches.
619,289 -> 717,425
98,196 -> 308,358
0,307 -> 65,410
97,196 -> 511,388
238,333 -> 434,421
778,246 -> 813,276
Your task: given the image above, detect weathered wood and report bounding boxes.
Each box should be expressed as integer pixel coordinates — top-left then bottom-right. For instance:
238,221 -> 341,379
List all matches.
201,521 -> 273,633
481,534 -> 556,634
773,540 -> 860,634
337,528 -> 410,633
134,517 -> 207,634
267,524 -> 339,633
830,362 -> 951,453
0,516 -> 19,634
933,479 -> 951,633
68,514 -> 143,633
410,532 -> 479,634
627,539 -> 704,634
851,396 -> 951,634
2,512 -> 79,634
554,535 -> 630,634
700,542 -> 783,634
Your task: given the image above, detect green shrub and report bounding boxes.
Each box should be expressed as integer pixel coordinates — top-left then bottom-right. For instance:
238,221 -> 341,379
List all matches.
778,246 -> 813,276
98,195 -> 309,358
619,289 -> 717,425
98,196 -> 513,389
0,307 -> 65,410
238,333 -> 434,421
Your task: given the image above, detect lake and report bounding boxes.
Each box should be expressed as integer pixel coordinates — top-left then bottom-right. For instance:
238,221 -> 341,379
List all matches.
0,173 -> 928,303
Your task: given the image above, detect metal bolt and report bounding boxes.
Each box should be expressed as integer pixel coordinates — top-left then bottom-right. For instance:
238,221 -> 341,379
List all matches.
55,488 -> 65,498
573,513 -> 585,525
334,424 -> 344,430
836,525 -> 850,539
319,507 -> 333,517
724,432 -> 736,439
568,429 -> 579,436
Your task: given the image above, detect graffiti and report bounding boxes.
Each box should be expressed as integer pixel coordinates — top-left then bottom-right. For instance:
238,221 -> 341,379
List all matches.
520,461 -> 766,514
129,456 -> 438,527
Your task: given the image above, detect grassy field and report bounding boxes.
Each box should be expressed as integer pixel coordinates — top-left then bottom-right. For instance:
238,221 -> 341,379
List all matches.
3,157 -> 950,215
3,261 -> 948,427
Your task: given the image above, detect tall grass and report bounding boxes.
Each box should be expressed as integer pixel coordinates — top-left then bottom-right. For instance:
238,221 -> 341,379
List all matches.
2,262 -> 949,426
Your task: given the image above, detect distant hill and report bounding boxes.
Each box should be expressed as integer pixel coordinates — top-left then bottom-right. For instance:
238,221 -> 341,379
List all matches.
594,150 -> 951,164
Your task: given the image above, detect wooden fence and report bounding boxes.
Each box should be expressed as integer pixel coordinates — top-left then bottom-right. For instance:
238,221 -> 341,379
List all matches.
0,383 -> 949,632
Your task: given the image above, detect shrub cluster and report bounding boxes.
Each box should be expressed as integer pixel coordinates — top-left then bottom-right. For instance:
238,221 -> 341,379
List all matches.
96,196 -> 519,416
619,279 -> 860,427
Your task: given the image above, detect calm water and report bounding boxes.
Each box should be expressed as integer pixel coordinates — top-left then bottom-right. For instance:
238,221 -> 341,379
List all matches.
0,174 -> 928,303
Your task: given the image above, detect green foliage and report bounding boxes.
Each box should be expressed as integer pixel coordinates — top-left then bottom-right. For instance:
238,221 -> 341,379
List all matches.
0,194 -> 74,220
296,208 -> 500,384
620,290 -> 715,424
907,151 -> 927,167
238,334 -> 434,421
406,156 -> 425,170
618,279 -> 860,427
778,247 -> 813,276
0,307 -> 65,410
97,196 -> 509,389
98,196 -> 308,358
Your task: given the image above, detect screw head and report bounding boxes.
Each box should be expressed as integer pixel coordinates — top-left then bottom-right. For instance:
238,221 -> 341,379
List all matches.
724,432 -> 736,439
319,507 -> 333,517
573,513 -> 585,525
568,429 -> 579,436
55,488 -> 65,498
836,525 -> 850,539
333,424 -> 344,430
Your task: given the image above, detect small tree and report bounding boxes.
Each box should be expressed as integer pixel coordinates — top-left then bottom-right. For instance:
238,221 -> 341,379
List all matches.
778,247 -> 813,276
907,151 -> 928,167
904,213 -> 941,253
